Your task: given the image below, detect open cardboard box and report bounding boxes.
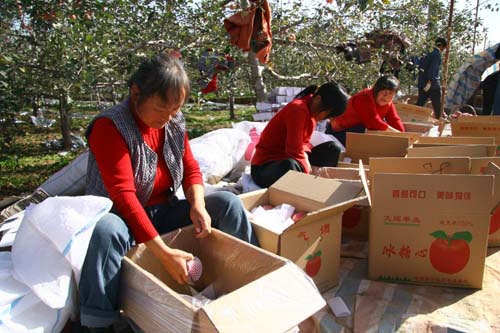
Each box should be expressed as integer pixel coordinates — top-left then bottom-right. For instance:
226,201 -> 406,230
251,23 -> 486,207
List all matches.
403,121 -> 436,134
394,103 -> 437,124
120,225 -> 326,332
345,132 -> 410,164
311,166 -> 370,241
450,117 -> 500,155
361,160 -> 498,288
238,171 -> 366,291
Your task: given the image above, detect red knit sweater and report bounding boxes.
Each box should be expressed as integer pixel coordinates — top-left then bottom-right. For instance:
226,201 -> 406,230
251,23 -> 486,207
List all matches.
251,95 -> 316,173
88,115 -> 203,244
332,88 -> 405,132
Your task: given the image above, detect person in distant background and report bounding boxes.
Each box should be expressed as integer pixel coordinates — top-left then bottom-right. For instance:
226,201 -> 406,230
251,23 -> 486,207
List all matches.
326,75 -> 404,146
251,82 -> 349,188
416,37 -> 447,118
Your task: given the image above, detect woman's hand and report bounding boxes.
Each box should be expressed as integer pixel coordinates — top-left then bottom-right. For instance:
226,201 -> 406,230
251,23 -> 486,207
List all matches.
190,203 -> 212,238
145,236 -> 194,285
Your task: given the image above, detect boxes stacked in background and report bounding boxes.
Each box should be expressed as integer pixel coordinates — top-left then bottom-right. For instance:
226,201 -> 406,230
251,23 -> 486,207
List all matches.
450,115 -> 500,156
120,225 -> 326,332
364,155 -> 500,288
253,87 -> 304,121
238,171 -> 366,292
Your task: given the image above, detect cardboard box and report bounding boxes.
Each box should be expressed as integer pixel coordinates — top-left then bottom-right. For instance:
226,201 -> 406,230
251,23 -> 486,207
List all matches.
345,133 -> 410,164
238,171 -> 366,291
361,162 -> 494,288
406,145 -> 495,158
483,163 -> 500,247
403,122 -> 436,134
311,167 -> 370,241
394,103 -> 436,123
470,157 -> 500,174
121,226 -> 326,332
450,118 -> 500,156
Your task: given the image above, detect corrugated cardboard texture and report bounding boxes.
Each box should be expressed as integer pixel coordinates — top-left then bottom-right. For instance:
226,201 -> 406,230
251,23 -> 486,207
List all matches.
368,173 -> 493,288
121,226 -> 326,332
406,145 -> 494,158
346,133 -> 410,164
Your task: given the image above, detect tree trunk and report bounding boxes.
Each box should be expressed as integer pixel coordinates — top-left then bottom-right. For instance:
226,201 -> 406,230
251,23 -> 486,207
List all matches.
229,94 -> 235,120
32,95 -> 40,117
248,51 -> 268,102
59,91 -> 72,150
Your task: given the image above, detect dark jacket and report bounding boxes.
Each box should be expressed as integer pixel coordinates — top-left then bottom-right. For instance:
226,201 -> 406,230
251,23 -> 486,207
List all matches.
417,47 -> 442,90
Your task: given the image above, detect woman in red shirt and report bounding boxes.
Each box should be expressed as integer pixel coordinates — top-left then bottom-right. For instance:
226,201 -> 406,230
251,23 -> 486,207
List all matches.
251,82 -> 349,188
80,55 -> 258,331
326,75 -> 405,145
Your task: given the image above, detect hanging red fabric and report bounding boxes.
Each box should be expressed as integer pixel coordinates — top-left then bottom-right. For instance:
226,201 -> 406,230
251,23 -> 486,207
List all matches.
223,0 -> 272,64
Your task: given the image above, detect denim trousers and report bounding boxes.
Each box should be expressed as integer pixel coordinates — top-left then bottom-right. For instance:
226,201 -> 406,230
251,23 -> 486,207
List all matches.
78,191 -> 258,328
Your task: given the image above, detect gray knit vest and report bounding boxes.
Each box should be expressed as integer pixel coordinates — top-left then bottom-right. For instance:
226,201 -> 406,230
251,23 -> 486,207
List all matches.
85,99 -> 185,205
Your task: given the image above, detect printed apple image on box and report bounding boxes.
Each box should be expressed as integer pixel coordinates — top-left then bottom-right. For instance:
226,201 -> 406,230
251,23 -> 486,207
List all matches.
429,231 -> 471,275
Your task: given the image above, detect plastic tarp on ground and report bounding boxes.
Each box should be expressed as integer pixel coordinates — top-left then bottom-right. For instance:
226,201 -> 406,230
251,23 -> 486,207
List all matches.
314,242 -> 500,333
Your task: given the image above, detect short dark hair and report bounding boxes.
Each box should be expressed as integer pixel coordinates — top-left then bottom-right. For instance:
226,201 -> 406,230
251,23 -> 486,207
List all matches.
435,37 -> 448,48
128,54 -> 190,106
373,75 -> 400,96
295,81 -> 349,118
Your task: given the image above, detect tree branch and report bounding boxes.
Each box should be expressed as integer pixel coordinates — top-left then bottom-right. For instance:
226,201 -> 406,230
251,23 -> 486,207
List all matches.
264,66 -> 317,81
273,37 -> 339,51
273,17 -> 305,35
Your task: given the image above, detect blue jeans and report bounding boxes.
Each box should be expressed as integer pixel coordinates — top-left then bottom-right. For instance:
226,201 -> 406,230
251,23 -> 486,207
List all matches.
78,191 -> 258,328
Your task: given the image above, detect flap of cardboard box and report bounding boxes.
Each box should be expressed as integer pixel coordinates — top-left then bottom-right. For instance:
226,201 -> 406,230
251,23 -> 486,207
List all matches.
471,157 -> 500,174
200,262 -> 326,333
269,170 -> 364,212
371,173 -> 494,214
484,162 -> 500,212
369,157 -> 471,178
286,196 -> 368,231
451,116 -> 500,123
364,130 -> 422,143
415,136 -> 496,145
346,133 -> 410,160
406,145 -> 494,158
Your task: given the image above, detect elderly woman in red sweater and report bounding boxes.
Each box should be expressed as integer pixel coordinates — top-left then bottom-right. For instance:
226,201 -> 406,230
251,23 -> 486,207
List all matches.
80,54 -> 258,331
251,82 -> 349,188
326,75 -> 405,145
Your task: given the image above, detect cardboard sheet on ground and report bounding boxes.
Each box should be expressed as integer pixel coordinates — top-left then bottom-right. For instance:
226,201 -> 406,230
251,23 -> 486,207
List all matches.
314,248 -> 500,332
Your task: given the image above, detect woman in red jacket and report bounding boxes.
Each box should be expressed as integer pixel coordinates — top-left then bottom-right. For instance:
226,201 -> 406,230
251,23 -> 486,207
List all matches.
326,75 -> 405,145
251,82 -> 349,188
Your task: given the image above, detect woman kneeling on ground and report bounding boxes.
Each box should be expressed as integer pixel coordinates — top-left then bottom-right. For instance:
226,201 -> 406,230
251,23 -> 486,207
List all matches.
251,82 -> 350,188
326,75 -> 405,146
80,54 -> 258,332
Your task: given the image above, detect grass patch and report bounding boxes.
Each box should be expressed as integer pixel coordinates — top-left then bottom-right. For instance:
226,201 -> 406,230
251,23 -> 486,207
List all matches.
0,103 -> 256,200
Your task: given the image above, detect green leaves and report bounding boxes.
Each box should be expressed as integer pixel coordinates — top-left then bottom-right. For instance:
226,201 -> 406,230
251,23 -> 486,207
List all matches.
430,230 -> 473,245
